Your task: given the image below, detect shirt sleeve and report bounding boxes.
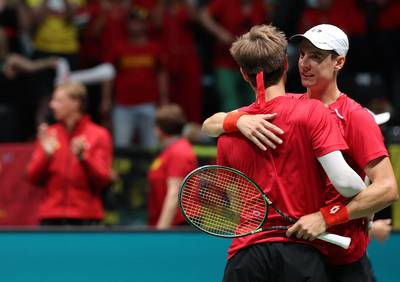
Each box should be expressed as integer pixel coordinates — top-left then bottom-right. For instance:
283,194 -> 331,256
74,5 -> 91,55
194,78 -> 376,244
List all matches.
306,101 -> 348,157
237,103 -> 259,114
216,136 -> 228,166
345,108 -> 388,169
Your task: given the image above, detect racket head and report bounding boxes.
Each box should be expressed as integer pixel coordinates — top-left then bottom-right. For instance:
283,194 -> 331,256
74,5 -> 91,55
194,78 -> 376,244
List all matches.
179,165 -> 269,238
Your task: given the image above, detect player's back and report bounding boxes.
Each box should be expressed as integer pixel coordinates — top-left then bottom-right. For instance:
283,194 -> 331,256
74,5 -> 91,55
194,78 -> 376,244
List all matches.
217,95 -> 347,258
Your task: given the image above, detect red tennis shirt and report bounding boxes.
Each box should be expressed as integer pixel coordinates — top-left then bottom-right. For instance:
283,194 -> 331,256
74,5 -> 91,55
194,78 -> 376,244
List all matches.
297,93 -> 388,265
147,138 -> 198,226
218,95 -> 348,259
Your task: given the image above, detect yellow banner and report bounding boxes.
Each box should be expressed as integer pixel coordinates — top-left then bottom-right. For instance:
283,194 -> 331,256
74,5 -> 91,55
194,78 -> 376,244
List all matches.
389,144 -> 400,230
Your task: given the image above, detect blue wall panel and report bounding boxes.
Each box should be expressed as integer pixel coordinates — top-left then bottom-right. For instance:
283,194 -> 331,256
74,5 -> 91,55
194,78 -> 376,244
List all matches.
0,231 -> 398,282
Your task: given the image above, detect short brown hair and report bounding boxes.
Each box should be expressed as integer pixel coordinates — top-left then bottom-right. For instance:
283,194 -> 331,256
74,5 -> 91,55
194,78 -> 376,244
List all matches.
57,82 -> 88,113
230,24 -> 288,87
156,104 -> 186,135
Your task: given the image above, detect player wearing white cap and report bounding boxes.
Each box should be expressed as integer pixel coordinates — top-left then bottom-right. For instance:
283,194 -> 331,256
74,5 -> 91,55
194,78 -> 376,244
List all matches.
291,24 -> 349,55
202,24 -> 398,282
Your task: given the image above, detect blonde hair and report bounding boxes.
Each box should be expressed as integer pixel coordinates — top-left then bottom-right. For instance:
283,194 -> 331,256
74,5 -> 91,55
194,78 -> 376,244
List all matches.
230,24 -> 288,87
57,82 -> 88,113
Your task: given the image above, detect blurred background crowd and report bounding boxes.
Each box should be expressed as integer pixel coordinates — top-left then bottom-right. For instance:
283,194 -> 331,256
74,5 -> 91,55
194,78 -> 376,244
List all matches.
0,0 -> 399,227
0,0 -> 399,144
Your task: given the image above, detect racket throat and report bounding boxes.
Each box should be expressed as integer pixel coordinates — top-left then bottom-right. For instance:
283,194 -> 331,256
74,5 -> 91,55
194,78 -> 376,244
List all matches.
251,228 -> 263,234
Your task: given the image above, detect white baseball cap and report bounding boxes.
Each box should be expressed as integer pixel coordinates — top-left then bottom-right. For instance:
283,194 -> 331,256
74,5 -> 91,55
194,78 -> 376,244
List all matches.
290,24 -> 349,56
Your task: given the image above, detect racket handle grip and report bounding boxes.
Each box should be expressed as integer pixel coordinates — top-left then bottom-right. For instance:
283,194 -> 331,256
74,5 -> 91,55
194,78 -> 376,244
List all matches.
317,232 -> 351,249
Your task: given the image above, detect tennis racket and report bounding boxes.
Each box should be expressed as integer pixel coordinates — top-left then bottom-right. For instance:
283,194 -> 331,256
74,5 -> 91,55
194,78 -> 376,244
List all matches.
179,165 -> 351,249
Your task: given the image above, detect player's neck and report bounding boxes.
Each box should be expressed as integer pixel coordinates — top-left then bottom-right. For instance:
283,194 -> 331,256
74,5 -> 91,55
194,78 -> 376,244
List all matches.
263,80 -> 286,102
160,134 -> 180,148
307,82 -> 341,106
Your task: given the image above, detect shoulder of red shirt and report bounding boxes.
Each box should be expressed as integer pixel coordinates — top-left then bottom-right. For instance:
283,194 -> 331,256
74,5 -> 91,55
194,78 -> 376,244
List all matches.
329,93 -> 366,121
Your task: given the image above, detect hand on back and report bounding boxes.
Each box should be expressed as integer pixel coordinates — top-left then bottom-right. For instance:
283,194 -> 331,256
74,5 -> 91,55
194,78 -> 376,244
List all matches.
236,113 -> 284,151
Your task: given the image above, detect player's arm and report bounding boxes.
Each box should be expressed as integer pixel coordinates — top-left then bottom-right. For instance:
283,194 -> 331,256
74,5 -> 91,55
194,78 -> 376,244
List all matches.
202,112 -> 283,150
287,156 -> 398,241
202,112 -> 231,137
287,107 -> 399,240
286,150 -> 367,241
287,101 -> 367,240
334,108 -> 398,220
156,177 -> 182,230
343,109 -> 398,219
346,156 -> 398,220
318,151 -> 366,197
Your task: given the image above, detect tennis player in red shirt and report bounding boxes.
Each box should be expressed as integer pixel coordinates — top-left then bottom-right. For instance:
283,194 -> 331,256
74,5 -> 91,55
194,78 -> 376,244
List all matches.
202,24 -> 398,281
215,24 -> 369,282
147,104 -> 197,229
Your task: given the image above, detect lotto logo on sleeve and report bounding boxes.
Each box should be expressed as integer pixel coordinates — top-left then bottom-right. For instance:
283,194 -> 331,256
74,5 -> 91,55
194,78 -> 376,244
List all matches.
320,203 -> 349,227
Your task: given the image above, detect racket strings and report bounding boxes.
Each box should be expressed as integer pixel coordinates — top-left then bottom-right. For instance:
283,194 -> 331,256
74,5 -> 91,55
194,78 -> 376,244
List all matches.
180,168 -> 267,236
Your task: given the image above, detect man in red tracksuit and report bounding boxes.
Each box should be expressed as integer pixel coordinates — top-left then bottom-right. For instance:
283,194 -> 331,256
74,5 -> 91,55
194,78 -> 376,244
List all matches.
27,82 -> 113,225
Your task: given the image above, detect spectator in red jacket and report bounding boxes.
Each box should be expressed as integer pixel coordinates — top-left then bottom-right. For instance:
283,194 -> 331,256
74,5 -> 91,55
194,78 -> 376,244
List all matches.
27,82 -> 113,226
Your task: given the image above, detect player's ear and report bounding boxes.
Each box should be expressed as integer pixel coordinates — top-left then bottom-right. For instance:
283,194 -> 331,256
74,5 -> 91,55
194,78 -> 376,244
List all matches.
240,68 -> 250,82
284,55 -> 289,71
334,55 -> 346,71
